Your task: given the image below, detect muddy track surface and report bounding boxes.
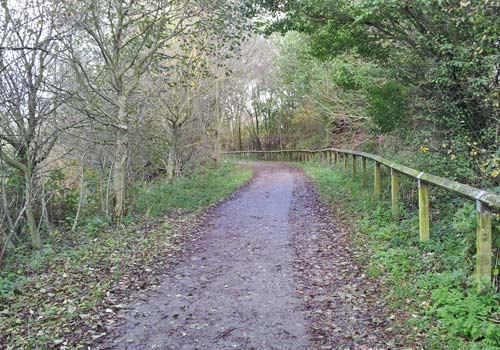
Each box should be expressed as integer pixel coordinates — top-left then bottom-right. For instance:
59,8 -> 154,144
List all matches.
103,162 -> 396,350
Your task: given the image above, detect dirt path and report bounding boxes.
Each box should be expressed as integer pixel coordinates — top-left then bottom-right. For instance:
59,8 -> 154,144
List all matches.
104,162 -> 396,350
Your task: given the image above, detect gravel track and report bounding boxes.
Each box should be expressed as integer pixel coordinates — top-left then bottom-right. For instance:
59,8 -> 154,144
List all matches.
104,162 -> 396,350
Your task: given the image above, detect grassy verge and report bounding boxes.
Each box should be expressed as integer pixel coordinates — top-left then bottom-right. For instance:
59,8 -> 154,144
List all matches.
0,163 -> 252,349
130,163 -> 252,216
299,161 -> 500,350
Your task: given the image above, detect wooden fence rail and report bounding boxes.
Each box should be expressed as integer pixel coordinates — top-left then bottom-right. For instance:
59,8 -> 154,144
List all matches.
224,148 -> 499,290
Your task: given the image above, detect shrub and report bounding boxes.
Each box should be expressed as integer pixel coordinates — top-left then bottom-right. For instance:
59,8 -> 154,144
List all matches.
368,81 -> 408,133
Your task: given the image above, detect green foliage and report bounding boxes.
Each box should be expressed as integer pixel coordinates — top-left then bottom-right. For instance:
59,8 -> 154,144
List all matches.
427,285 -> 500,348
367,81 -> 407,133
270,31 -> 382,149
452,202 -> 476,234
0,271 -> 26,297
84,216 -> 108,236
300,161 -> 500,349
331,63 -> 361,90
45,169 -> 79,226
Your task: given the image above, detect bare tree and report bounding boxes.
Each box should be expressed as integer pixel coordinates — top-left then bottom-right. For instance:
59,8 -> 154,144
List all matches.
67,0 -> 219,219
0,0 -> 70,249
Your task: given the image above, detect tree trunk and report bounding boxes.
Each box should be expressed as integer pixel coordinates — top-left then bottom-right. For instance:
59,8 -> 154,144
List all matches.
166,125 -> 180,180
212,130 -> 222,166
238,115 -> 242,151
166,147 -> 175,180
72,150 -> 87,231
24,168 -> 41,249
255,115 -> 262,150
113,127 -> 128,220
112,92 -> 130,221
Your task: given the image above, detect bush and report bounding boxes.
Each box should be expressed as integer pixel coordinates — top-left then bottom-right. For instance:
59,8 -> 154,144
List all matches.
368,81 -> 408,133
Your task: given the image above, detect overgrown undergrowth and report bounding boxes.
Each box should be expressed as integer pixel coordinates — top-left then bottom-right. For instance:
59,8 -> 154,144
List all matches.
0,163 -> 252,349
301,161 -> 500,350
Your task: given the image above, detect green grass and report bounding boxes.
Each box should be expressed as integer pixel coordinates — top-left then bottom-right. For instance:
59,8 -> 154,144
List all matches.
0,162 -> 252,349
299,161 -> 500,350
130,163 -> 252,216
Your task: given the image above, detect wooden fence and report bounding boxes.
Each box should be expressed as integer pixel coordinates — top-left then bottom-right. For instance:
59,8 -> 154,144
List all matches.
224,149 -> 500,290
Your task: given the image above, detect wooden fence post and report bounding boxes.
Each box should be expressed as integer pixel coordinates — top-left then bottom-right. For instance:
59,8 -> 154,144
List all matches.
352,155 -> 357,178
476,201 -> 492,290
391,168 -> 400,217
374,162 -> 381,200
418,178 -> 430,241
361,157 -> 367,188
247,147 -> 500,289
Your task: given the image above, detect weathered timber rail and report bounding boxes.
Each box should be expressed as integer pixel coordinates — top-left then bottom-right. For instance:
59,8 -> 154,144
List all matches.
224,148 -> 498,290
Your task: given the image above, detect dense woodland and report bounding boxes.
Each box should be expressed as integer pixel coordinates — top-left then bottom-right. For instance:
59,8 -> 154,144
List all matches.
1,0 -> 500,349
